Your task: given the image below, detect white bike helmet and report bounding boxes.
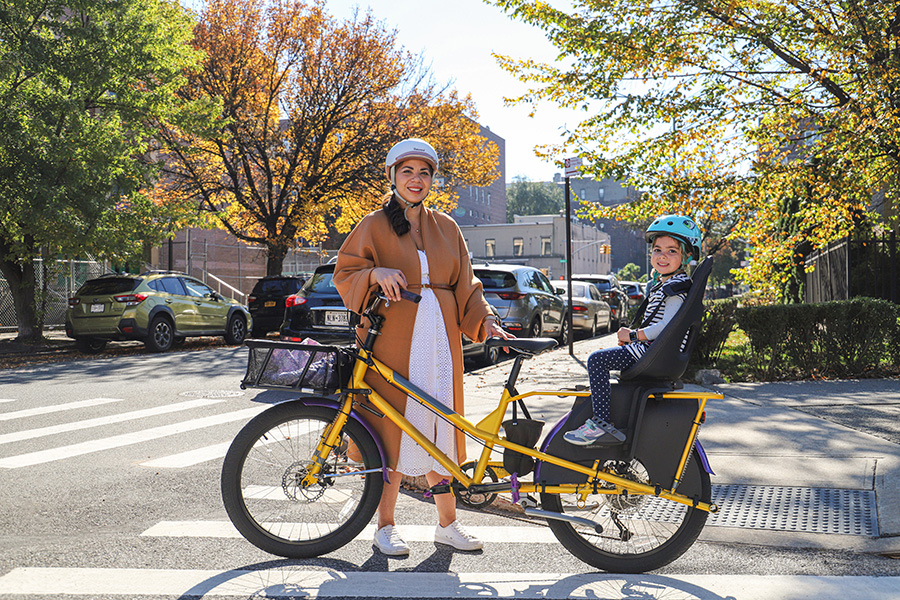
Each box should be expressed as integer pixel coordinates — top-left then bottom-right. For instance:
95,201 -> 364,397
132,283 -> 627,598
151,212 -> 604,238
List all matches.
385,138 -> 439,182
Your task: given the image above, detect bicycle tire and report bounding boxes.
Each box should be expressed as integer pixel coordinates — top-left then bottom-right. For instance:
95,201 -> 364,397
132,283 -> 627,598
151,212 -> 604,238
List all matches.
540,453 -> 710,573
221,402 -> 383,558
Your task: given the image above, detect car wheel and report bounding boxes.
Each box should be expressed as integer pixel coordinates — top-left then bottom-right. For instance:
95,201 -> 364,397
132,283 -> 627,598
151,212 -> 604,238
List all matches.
75,338 -> 107,354
528,318 -> 541,338
557,315 -> 570,346
480,343 -> 501,367
146,316 -> 174,352
604,311 -> 613,333
589,316 -> 598,338
225,314 -> 248,345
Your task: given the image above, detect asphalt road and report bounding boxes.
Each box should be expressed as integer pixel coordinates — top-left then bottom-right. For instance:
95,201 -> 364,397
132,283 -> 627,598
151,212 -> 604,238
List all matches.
1,346 -> 899,599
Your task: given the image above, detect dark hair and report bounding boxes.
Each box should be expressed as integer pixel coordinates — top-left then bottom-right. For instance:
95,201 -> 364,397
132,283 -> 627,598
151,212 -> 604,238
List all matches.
383,194 -> 410,236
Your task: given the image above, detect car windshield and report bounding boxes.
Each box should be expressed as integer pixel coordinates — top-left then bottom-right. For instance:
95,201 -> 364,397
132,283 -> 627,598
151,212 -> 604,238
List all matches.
304,271 -> 338,293
589,280 -> 612,292
254,279 -> 302,295
475,270 -> 516,289
77,278 -> 139,295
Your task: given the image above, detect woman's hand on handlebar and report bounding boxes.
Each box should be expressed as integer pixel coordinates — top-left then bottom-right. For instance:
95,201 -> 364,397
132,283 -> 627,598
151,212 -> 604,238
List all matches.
371,267 -> 408,303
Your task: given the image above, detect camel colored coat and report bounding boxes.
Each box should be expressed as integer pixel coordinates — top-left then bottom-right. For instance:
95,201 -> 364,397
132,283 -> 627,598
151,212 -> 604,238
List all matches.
333,206 -> 493,470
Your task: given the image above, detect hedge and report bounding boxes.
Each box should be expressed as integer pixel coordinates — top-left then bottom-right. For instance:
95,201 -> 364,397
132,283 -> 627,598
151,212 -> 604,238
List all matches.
691,296 -> 900,380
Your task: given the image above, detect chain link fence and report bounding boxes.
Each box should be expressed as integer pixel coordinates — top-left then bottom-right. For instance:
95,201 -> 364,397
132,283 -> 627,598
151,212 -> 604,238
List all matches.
1,259 -> 109,332
1,235 -> 336,333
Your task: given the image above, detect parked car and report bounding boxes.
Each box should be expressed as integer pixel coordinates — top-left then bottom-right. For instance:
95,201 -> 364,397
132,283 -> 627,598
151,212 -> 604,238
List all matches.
571,273 -> 629,329
66,271 -> 251,353
473,263 -> 569,344
551,280 -> 612,338
280,264 -> 357,344
247,275 -> 307,337
462,305 -> 503,367
620,280 -> 646,308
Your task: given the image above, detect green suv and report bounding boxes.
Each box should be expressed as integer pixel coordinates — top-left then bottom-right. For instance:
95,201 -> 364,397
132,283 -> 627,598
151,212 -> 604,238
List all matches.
66,271 -> 252,353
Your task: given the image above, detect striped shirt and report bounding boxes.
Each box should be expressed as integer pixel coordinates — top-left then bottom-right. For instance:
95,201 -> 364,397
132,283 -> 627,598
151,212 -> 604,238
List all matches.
625,272 -> 691,360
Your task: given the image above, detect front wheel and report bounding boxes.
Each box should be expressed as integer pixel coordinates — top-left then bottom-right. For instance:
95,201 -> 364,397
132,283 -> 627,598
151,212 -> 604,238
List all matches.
540,454 -> 710,573
221,402 -> 384,558
225,313 -> 248,345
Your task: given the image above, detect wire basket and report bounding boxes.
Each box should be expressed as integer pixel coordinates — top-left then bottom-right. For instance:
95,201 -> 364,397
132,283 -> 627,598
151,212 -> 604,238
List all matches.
242,339 -> 354,393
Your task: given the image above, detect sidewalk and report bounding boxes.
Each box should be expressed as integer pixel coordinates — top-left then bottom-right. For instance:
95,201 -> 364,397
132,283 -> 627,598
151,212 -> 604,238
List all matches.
461,333 -> 900,555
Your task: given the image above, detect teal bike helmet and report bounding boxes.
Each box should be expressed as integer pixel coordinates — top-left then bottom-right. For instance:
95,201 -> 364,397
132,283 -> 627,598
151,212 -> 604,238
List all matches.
645,215 -> 702,261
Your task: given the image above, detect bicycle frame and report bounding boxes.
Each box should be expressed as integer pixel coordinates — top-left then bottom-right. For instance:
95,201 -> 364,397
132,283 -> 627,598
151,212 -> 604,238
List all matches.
303,339 -> 722,515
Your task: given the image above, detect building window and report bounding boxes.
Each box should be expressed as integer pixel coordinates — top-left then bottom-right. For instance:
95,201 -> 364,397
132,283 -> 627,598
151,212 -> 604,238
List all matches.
598,188 -> 605,201
541,236 -> 552,256
513,237 -> 524,256
580,189 -> 586,200
485,239 -> 495,258
487,192 -> 491,205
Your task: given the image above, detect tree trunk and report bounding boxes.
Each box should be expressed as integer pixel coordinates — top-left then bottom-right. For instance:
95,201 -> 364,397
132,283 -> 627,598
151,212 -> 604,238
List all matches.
0,240 -> 41,343
265,243 -> 289,276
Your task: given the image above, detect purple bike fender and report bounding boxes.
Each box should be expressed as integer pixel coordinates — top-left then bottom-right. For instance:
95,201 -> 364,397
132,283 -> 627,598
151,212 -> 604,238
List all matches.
288,397 -> 391,483
694,439 -> 714,475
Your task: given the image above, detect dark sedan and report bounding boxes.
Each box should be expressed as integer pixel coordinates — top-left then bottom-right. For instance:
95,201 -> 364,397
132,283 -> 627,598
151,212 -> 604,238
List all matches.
279,264 -> 356,345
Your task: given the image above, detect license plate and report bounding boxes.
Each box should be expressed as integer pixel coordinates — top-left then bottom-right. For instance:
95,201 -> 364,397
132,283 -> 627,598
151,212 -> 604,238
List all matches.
90,303 -> 105,313
264,301 -> 277,308
324,310 -> 349,326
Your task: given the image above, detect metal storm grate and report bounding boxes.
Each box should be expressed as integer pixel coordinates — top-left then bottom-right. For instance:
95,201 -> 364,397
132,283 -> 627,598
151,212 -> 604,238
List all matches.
707,484 -> 878,536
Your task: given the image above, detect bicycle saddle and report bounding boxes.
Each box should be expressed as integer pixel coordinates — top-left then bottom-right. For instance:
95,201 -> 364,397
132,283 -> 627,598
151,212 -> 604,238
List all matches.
486,337 -> 558,355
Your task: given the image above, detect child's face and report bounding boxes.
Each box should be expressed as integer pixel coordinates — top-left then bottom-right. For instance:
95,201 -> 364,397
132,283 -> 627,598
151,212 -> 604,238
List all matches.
651,235 -> 684,276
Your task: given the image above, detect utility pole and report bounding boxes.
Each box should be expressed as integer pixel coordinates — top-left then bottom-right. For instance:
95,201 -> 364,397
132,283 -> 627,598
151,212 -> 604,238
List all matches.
563,157 -> 582,356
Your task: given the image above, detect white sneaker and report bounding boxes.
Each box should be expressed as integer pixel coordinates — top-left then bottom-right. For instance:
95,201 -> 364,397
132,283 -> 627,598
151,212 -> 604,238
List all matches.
373,525 -> 410,556
434,520 -> 483,551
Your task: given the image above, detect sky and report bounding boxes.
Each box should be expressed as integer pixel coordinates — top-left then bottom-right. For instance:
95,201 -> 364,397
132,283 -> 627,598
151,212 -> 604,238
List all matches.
324,0 -> 576,183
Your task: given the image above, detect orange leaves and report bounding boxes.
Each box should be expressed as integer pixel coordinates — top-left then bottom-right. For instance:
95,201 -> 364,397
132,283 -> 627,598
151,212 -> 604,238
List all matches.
156,0 -> 499,272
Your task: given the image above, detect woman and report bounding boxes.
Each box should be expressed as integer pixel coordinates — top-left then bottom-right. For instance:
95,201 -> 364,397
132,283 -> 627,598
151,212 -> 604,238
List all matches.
564,215 -> 701,446
333,138 -> 513,556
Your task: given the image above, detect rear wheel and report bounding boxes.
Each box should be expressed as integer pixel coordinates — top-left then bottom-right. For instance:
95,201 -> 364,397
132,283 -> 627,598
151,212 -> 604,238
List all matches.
540,455 -> 710,573
528,318 -> 541,338
145,316 -> 174,352
221,403 -> 383,558
589,316 -> 598,339
557,315 -> 570,346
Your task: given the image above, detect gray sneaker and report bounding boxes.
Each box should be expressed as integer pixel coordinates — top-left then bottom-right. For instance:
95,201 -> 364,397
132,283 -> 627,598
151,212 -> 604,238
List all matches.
373,525 -> 410,556
563,418 -> 626,446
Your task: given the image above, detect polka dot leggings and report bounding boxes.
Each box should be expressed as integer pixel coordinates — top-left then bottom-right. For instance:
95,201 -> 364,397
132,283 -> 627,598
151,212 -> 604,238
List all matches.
587,346 -> 637,422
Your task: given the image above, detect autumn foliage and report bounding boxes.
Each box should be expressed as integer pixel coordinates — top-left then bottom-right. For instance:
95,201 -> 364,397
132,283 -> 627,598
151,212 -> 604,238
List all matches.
491,0 -> 900,301
157,0 -> 499,275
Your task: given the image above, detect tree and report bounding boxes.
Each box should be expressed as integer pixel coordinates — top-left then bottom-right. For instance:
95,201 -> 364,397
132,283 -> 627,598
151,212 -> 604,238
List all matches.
158,0 -> 500,275
615,263 -> 644,283
490,0 -> 900,301
0,0 -> 205,342
506,176 -> 565,221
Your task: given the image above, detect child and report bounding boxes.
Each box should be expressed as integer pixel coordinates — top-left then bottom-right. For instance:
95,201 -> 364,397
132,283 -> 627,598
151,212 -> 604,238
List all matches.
565,215 -> 702,446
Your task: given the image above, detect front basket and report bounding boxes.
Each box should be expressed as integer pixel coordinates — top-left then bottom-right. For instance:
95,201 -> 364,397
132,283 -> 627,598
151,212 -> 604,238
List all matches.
241,339 -> 354,393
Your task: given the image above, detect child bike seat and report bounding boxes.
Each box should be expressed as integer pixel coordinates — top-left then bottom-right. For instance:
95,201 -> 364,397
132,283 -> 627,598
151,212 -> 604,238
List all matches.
618,256 -> 713,383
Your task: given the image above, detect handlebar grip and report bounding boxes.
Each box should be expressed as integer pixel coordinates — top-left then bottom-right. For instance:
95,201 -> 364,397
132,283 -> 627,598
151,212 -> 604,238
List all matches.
400,289 -> 422,304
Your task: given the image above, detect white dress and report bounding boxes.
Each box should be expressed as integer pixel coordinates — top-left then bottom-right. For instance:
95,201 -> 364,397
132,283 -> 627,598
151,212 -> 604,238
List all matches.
395,250 -> 456,476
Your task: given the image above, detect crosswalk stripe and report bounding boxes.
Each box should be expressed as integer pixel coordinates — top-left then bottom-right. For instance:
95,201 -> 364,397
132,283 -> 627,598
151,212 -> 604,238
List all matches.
0,399 -> 15,404
140,440 -> 232,468
0,397 -> 123,421
0,398 -> 225,445
0,406 -> 266,469
139,520 -> 557,543
141,420 -> 316,468
1,568 -> 899,598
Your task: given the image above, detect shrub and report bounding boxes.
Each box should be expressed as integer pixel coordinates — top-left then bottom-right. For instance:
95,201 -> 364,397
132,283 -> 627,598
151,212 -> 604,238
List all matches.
732,297 -> 900,379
